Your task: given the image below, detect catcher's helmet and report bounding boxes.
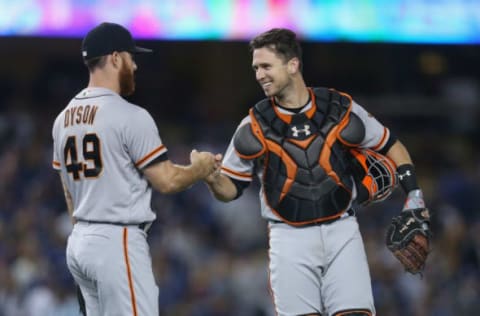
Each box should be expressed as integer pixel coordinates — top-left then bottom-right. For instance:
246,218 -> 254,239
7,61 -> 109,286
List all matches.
350,148 -> 397,205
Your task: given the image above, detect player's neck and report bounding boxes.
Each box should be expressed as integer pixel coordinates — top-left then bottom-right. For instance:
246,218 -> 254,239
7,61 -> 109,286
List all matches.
274,82 -> 309,110
88,73 -> 121,94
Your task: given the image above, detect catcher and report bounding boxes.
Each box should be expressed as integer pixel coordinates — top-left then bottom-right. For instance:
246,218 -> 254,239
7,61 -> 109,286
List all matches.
205,28 -> 431,315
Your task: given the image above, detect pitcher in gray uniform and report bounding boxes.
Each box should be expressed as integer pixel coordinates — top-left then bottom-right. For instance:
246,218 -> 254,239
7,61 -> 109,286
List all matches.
52,22 -> 220,316
204,28 -> 428,316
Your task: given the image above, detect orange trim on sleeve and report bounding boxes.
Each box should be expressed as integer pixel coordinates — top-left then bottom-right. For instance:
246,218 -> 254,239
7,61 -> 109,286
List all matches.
135,145 -> 166,167
123,228 -> 138,316
221,166 -> 253,181
372,127 -> 388,151
52,160 -> 61,168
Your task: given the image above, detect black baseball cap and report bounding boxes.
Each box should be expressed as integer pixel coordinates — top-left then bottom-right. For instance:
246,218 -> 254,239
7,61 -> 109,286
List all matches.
82,22 -> 152,60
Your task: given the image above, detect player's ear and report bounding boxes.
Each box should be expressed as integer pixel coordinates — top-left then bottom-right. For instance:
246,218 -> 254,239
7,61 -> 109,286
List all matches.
110,51 -> 121,69
287,57 -> 300,74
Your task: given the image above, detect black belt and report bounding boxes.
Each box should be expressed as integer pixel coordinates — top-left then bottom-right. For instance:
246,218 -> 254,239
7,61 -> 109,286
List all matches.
269,208 -> 355,227
76,219 -> 152,233
138,222 -> 151,231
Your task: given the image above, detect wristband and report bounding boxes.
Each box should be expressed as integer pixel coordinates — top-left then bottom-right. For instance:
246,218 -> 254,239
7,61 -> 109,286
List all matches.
397,164 -> 419,194
403,189 -> 425,210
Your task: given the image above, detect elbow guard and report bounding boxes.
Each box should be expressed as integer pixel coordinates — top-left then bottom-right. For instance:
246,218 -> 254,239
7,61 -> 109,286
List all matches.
337,112 -> 365,146
233,123 -> 266,160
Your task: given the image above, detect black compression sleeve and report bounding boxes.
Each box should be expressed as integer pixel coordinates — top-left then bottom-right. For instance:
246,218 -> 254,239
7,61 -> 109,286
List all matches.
397,164 -> 419,194
142,153 -> 168,169
378,132 -> 398,155
230,178 -> 250,200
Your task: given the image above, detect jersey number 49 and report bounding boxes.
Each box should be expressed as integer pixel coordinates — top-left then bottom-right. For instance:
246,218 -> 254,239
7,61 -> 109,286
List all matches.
64,134 -> 103,180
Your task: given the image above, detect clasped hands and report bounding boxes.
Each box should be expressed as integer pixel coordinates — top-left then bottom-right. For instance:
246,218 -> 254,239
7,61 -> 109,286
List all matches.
190,149 -> 223,180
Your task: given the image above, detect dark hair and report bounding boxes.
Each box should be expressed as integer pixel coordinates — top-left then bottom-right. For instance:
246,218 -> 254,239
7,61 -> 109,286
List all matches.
249,28 -> 303,71
84,55 -> 108,72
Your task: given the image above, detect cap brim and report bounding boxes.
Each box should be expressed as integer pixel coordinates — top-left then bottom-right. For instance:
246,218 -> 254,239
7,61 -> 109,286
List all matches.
133,46 -> 153,54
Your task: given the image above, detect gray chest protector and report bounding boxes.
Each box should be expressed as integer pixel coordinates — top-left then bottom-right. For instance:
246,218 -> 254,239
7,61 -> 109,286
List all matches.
234,87 -> 366,226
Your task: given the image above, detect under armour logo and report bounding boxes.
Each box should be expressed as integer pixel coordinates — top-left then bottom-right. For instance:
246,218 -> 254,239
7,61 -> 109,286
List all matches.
291,125 -> 311,137
398,170 -> 412,180
399,218 -> 415,233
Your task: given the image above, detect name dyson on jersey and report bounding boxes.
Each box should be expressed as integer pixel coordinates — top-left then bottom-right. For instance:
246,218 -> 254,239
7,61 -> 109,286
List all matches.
64,105 -> 98,127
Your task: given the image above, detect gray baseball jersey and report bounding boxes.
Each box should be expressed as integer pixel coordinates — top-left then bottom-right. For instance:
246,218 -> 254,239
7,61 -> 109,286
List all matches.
52,87 -> 165,315
52,87 -> 166,223
220,98 -> 388,315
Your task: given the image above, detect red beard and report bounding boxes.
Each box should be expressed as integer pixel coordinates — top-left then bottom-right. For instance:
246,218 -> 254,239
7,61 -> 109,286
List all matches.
119,59 -> 135,96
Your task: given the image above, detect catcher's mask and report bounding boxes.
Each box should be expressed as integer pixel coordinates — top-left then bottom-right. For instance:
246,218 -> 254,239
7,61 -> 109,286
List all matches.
350,148 -> 397,205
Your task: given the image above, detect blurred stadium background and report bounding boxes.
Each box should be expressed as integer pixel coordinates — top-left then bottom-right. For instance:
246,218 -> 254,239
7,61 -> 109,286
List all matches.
0,1 -> 479,315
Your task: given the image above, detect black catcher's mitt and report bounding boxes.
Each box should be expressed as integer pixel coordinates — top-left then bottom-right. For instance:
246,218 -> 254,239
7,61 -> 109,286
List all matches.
386,208 -> 431,274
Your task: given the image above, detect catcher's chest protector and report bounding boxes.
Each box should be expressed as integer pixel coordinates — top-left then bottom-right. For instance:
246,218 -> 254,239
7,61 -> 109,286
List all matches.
238,88 -> 355,225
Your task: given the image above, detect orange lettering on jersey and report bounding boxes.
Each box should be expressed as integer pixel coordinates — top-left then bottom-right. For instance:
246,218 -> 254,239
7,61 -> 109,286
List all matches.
88,106 -> 98,125
64,109 -> 70,127
64,105 -> 98,127
76,106 -> 83,124
82,105 -> 91,124
70,106 -> 77,126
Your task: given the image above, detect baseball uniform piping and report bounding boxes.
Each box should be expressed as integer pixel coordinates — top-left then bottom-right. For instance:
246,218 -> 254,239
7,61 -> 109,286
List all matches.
221,166 -> 253,181
371,127 -> 389,151
123,228 -> 138,316
135,145 -> 166,168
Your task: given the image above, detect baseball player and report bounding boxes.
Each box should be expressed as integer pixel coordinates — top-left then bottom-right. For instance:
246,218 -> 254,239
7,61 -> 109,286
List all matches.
52,22 -> 220,316
204,28 -> 430,316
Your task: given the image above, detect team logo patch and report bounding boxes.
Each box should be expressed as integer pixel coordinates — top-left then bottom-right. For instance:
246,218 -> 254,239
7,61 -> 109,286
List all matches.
291,124 -> 311,137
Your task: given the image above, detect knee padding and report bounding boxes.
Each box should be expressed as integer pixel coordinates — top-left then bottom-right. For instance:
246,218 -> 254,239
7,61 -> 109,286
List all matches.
332,309 -> 372,316
337,112 -> 365,146
233,123 -> 265,159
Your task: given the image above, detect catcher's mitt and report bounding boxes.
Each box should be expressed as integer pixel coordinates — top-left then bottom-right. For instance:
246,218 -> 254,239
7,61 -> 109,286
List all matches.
386,208 -> 431,274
